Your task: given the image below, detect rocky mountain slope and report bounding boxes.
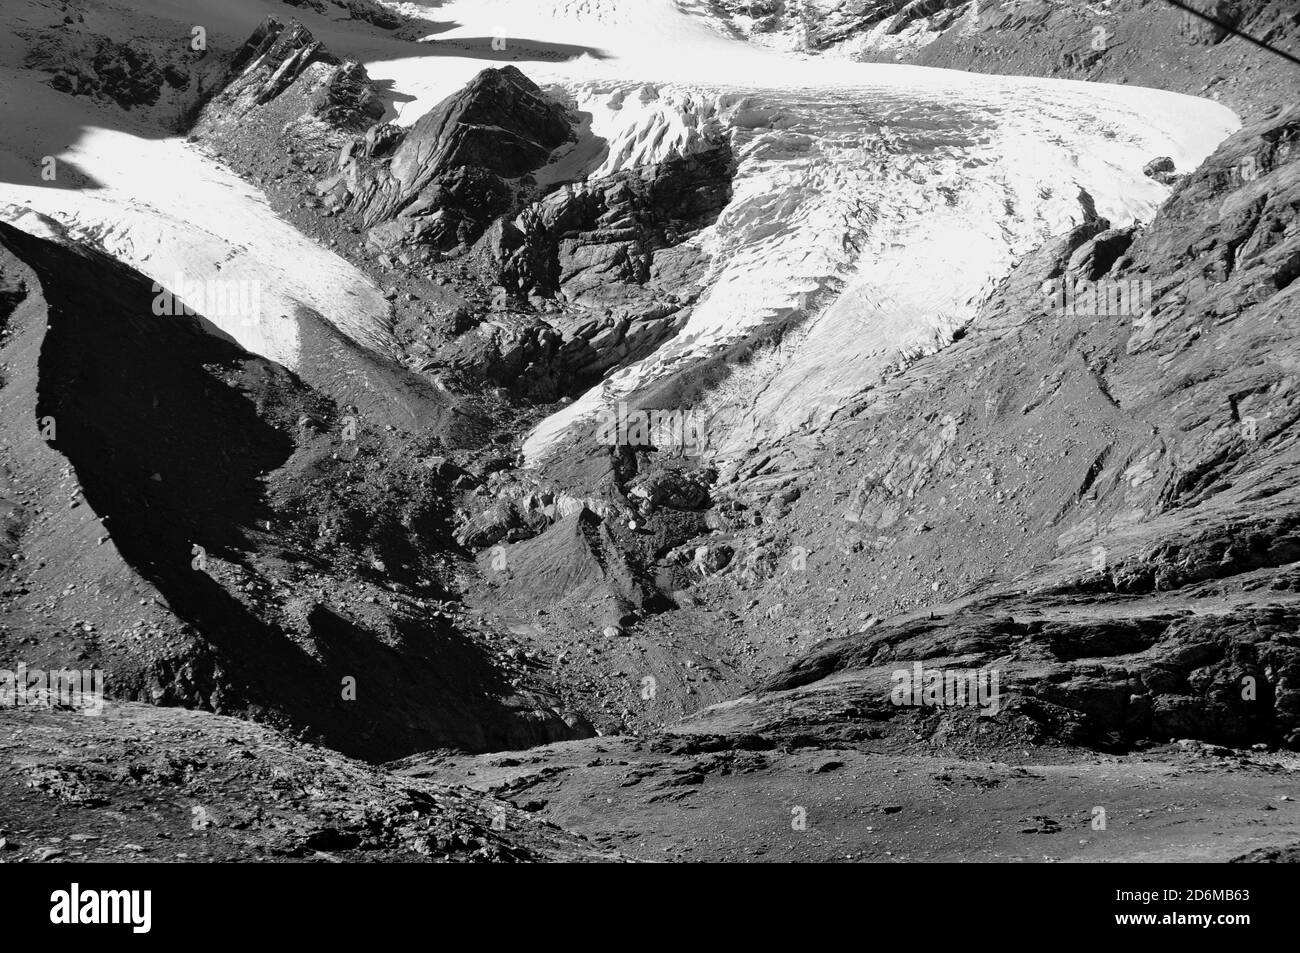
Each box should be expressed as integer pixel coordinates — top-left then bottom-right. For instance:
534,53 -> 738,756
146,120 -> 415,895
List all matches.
711,0 -> 1298,120
1,0 -> 1298,862
0,216 -> 591,760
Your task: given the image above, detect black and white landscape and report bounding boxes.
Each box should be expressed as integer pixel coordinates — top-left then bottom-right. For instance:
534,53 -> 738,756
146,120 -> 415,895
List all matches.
1,0 -> 1298,864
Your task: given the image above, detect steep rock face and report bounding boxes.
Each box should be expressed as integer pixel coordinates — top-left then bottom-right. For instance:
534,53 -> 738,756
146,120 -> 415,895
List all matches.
437,141 -> 734,397
311,64 -> 738,404
1179,0 -> 1248,44
320,67 -> 574,254
762,603 -> 1300,750
194,16 -> 385,156
483,143 -> 734,305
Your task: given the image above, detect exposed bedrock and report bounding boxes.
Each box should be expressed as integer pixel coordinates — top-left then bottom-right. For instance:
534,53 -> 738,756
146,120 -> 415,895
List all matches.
193,16 -> 386,167
320,66 -> 574,254
443,141 -> 734,397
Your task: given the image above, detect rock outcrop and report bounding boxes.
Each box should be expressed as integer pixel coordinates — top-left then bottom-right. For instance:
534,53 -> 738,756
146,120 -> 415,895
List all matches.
481,143 -> 734,305
194,17 -> 385,158
22,20 -> 214,125
319,66 -> 574,255
441,141 -> 733,395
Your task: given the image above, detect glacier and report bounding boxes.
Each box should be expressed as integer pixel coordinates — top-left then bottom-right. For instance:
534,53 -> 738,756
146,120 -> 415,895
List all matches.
0,0 -> 1238,464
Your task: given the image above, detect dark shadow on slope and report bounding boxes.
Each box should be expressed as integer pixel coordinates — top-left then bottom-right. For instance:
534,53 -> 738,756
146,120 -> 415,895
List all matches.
0,220 -> 577,760
3,220 -> 332,725
411,37 -> 610,62
0,149 -> 103,191
0,83 -> 108,191
369,78 -> 419,123
398,18 -> 460,37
